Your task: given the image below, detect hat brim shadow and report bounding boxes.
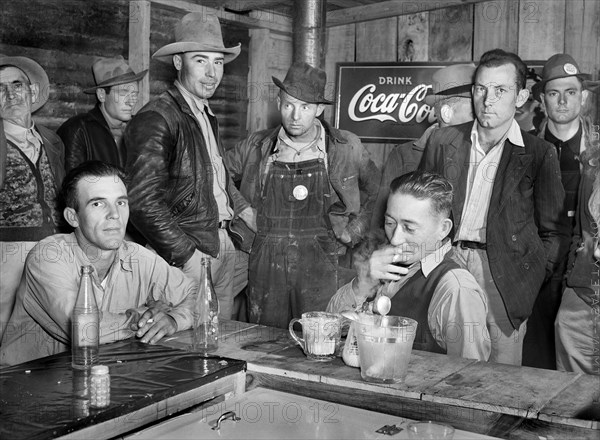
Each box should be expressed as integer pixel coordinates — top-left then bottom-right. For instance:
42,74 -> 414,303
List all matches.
83,70 -> 149,94
152,42 -> 241,64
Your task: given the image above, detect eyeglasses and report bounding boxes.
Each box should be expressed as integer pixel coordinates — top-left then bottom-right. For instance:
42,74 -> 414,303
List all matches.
0,81 -> 29,96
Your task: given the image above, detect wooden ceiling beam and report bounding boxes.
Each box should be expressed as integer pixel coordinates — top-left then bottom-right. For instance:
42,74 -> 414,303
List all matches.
327,0 -> 491,26
219,0 -> 289,12
150,0 -> 292,33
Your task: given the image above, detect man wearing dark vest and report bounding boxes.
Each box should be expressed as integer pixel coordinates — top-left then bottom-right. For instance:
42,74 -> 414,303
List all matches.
0,55 -> 65,341
58,56 -> 147,172
328,171 -> 490,361
523,54 -> 592,369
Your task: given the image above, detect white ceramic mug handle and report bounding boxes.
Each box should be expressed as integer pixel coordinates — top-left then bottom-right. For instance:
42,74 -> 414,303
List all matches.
288,318 -> 305,352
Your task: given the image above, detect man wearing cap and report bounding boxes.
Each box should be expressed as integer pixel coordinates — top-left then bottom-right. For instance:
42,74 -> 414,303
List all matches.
57,56 -> 147,172
523,54 -> 593,369
372,64 -> 475,227
124,13 -> 254,320
226,61 -> 381,329
419,49 -> 570,365
0,55 -> 65,341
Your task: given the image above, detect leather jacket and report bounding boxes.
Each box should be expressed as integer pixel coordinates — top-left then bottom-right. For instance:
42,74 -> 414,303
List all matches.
226,121 -> 381,248
124,87 -> 250,267
57,105 -> 126,171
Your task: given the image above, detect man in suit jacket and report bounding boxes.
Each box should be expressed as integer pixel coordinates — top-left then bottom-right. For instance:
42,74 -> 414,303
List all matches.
372,64 -> 476,228
419,49 -> 570,365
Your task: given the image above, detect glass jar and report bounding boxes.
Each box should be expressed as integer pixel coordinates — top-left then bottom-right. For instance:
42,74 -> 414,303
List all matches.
90,365 -> 110,408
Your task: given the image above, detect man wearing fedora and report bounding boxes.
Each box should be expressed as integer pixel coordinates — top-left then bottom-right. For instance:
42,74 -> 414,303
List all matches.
124,13 -> 254,320
372,64 -> 476,227
58,56 -> 147,172
523,53 -> 593,369
226,61 -> 381,329
0,55 -> 65,341
419,49 -> 570,365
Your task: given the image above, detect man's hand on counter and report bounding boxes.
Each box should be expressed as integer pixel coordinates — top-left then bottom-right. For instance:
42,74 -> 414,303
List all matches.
127,304 -> 178,344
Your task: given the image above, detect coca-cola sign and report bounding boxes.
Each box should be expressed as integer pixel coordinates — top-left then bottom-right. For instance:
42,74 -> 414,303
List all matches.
334,62 -> 452,143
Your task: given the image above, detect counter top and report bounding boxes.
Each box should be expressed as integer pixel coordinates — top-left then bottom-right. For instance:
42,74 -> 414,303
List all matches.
162,320 -> 599,439
0,340 -> 246,440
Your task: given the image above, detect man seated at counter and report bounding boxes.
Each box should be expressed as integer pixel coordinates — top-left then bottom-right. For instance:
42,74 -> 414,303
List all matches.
328,171 -> 491,361
0,161 -> 197,366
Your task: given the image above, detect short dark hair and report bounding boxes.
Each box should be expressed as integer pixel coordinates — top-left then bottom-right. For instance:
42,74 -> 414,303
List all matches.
389,170 -> 453,218
475,49 -> 528,91
61,161 -> 127,211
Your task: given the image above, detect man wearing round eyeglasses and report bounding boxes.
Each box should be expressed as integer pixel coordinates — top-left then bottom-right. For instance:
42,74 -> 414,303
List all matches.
0,55 -> 65,342
58,56 -> 147,172
419,49 -> 570,365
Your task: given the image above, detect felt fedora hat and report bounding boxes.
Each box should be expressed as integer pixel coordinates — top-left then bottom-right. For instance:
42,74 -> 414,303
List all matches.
424,64 -> 476,106
153,13 -> 241,64
84,56 -> 148,94
273,61 -> 333,105
532,53 -> 591,101
0,54 -> 50,112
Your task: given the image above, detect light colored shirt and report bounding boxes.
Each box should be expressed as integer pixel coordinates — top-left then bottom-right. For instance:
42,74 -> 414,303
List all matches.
327,241 -> 491,361
0,233 -> 197,366
175,80 -> 233,222
3,119 -> 42,163
456,119 -> 524,242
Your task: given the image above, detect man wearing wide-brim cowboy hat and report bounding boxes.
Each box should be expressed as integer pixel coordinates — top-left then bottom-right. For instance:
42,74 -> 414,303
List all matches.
0,54 -> 65,342
58,56 -> 147,171
372,64 -> 476,228
523,53 -> 594,371
226,61 -> 381,329
124,13 -> 254,322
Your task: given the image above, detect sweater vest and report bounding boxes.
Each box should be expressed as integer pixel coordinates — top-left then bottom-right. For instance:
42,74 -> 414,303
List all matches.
389,252 -> 461,354
0,141 -> 60,241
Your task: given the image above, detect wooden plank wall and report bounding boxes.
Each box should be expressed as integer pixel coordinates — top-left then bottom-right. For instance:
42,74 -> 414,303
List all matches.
1,0 -> 598,155
0,0 -> 249,151
319,0 -> 600,170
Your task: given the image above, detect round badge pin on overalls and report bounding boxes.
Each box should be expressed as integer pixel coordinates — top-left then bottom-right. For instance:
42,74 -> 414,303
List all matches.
293,185 -> 308,200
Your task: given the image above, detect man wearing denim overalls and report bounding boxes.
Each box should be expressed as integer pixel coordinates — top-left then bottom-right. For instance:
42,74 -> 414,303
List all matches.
227,62 -> 380,329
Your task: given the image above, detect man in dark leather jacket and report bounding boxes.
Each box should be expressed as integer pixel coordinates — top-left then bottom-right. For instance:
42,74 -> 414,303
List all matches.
58,56 -> 147,172
124,13 -> 255,320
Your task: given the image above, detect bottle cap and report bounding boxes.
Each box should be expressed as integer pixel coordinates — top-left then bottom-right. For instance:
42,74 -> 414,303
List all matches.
91,365 -> 109,375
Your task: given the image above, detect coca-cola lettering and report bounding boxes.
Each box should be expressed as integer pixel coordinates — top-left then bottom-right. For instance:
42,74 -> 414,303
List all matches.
347,84 -> 436,124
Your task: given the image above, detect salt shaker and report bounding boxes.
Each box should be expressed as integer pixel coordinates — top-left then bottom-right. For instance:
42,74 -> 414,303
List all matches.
90,365 -> 110,408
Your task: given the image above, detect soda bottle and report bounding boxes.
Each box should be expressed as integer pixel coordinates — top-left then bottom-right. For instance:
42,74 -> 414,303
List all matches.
192,257 -> 219,355
72,265 -> 99,369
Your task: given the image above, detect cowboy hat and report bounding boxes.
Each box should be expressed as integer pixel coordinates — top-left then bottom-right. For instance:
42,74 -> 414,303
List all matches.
424,64 -> 476,106
0,54 -> 49,112
532,53 -> 591,101
153,13 -> 241,64
84,56 -> 148,94
273,61 -> 333,105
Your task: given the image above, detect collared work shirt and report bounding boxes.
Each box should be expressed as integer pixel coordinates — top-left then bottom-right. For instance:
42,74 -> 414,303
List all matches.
3,119 -> 42,163
175,81 -> 233,222
0,233 -> 197,366
456,119 -> 524,243
327,241 -> 491,361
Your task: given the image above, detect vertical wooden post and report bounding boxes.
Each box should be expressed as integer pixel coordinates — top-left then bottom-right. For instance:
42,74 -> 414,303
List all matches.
247,28 -> 271,132
129,0 -> 151,109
